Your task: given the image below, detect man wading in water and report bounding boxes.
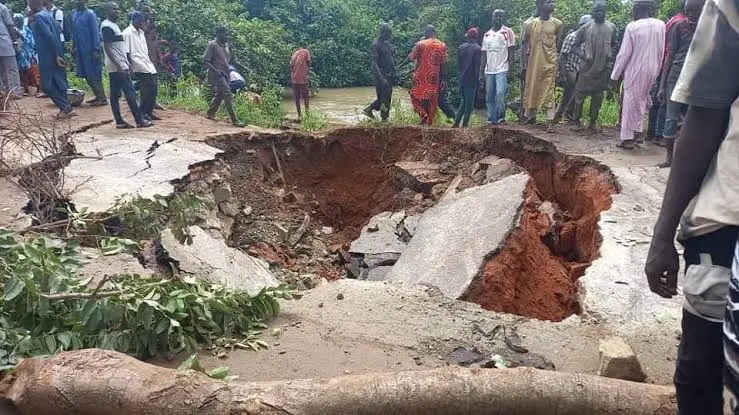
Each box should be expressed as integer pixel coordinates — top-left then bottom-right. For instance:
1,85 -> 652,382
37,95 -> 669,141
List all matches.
364,23 -> 396,121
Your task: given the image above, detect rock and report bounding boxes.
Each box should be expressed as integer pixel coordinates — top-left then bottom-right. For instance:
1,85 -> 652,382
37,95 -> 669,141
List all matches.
363,252 -> 401,268
212,183 -> 232,204
393,161 -> 446,194
160,226 -> 278,294
337,293 -> 345,300
367,266 -> 393,281
242,205 -> 253,216
598,337 -> 647,382
447,347 -> 484,367
283,191 -> 301,204
349,211 -> 408,256
273,223 -> 290,241
440,174 -> 464,202
471,155 -> 500,184
218,215 -> 235,240
483,158 -> 524,184
219,201 -> 241,217
401,215 -> 420,238
387,174 -> 529,299
321,226 -> 334,235
506,353 -> 556,371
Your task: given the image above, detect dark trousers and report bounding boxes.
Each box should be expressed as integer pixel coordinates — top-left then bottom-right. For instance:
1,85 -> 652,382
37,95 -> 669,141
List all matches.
572,90 -> 604,126
85,77 -> 107,101
369,80 -> 392,120
135,72 -> 157,117
676,226 -> 739,415
553,78 -> 577,122
438,90 -> 456,120
454,85 -> 477,127
109,71 -> 144,126
207,77 -> 236,121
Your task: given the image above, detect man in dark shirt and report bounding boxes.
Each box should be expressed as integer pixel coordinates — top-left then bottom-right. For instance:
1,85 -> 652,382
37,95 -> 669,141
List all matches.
203,26 -> 243,127
656,0 -> 704,168
364,23 -> 396,121
453,27 -> 482,128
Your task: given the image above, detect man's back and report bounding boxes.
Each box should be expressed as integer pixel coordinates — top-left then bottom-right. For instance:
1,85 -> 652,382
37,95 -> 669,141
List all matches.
0,3 -> 14,57
290,48 -> 310,85
31,10 -> 62,68
204,39 -> 231,82
457,41 -> 481,86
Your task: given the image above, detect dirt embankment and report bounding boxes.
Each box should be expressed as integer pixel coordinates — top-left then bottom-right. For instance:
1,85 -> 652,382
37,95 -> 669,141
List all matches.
204,126 -> 618,321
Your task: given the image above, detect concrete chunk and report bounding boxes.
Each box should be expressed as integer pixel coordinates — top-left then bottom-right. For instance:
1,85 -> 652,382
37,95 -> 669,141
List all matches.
161,226 -> 278,294
349,211 -> 407,256
598,337 -> 647,382
386,173 -> 529,299
393,161 -> 446,194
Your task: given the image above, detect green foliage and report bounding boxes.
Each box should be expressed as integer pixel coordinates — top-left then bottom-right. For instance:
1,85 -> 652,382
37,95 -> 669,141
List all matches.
0,229 -> 292,368
157,76 -> 285,128
299,110 -> 329,132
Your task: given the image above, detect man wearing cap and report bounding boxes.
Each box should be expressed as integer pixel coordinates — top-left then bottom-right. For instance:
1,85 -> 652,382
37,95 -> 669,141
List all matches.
480,9 -> 515,125
123,10 -> 160,122
552,14 -> 592,124
571,1 -> 617,132
453,27 -> 481,128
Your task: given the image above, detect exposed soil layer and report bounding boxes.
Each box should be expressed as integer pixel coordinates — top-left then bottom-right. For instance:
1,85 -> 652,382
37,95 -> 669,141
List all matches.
206,126 -> 618,321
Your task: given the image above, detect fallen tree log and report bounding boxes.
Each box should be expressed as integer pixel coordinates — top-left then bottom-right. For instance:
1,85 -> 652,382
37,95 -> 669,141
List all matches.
1,349 -> 676,415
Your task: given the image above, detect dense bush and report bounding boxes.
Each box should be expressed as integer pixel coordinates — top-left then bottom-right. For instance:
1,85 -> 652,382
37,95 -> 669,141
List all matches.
6,0 -> 680,89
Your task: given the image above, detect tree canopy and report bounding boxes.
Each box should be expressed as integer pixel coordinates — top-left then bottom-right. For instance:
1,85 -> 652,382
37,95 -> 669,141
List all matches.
6,0 -> 681,88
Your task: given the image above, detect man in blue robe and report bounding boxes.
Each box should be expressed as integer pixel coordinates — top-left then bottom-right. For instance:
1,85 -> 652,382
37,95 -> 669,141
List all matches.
29,0 -> 74,118
72,0 -> 107,105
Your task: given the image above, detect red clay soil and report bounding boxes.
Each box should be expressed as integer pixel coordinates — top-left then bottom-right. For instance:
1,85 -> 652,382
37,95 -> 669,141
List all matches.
463,162 -> 617,321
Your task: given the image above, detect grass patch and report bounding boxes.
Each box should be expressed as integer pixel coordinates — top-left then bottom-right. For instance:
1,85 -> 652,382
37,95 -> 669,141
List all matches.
299,110 -> 329,132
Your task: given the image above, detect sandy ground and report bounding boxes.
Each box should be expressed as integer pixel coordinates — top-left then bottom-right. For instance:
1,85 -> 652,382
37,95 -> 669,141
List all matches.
1,96 -> 681,387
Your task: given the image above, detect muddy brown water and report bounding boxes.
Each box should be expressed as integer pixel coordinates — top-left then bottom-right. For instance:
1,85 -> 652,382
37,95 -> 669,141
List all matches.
207,126 -> 618,322
282,87 -> 408,123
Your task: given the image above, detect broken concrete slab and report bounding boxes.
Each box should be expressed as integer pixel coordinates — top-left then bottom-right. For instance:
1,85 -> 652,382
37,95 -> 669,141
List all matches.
393,161 -> 446,194
366,266 -> 393,281
77,250 -> 153,286
64,133 -> 222,212
387,173 -> 529,299
598,337 -> 646,382
349,211 -> 407,256
160,226 -> 278,294
483,158 -> 523,184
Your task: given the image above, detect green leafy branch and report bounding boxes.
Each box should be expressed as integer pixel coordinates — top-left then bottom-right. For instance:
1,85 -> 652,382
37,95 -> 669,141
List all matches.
0,230 -> 292,369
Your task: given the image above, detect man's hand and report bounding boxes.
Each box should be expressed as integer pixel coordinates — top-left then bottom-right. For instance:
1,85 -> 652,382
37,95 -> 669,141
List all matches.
380,75 -> 391,89
56,56 -> 67,67
645,236 -> 680,298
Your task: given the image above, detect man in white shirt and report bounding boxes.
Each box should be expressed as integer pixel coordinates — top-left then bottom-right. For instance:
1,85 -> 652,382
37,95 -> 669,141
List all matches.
480,9 -> 515,125
123,10 -> 159,121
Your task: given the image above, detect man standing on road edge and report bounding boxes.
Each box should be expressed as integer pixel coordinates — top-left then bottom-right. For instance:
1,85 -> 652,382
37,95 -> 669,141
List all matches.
645,0 -> 739,412
203,26 -> 244,127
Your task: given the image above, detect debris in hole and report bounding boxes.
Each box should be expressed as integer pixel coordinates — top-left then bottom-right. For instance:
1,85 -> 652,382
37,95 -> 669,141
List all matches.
160,226 -> 278,294
447,347 -> 484,366
393,161 -> 447,195
387,174 -> 529,299
347,211 -> 415,279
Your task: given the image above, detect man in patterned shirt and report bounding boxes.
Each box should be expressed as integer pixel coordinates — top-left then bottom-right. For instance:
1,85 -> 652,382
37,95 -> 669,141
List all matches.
645,0 -> 739,412
552,14 -> 591,124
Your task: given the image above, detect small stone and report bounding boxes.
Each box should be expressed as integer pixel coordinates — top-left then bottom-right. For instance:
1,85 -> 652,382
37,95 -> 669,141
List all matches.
318,302 -> 324,308
212,183 -> 232,204
367,224 -> 379,233
336,293 -> 345,300
283,191 -> 301,204
273,223 -> 290,241
273,342 -> 280,347
321,226 -> 334,235
204,172 -> 221,185
278,350 -> 287,355
242,205 -> 253,216
271,328 -> 282,337
598,337 -> 647,382
219,201 -> 241,217
344,370 -> 350,375
413,356 -> 423,366
447,347 -> 483,367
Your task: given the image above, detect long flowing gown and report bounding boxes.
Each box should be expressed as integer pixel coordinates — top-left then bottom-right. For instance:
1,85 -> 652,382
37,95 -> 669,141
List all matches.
72,8 -> 103,81
611,18 -> 666,141
523,17 -> 563,116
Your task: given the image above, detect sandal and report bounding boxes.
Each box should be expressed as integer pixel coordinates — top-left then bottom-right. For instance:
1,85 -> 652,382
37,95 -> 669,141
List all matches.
616,140 -> 635,150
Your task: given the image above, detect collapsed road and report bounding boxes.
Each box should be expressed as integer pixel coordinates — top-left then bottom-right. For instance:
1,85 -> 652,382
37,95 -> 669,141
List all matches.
0,101 -> 681,387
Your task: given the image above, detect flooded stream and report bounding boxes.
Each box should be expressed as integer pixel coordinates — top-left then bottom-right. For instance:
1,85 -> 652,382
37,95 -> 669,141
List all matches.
282,86 -> 410,124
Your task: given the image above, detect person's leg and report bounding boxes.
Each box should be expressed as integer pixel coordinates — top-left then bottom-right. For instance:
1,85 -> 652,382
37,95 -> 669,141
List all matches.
588,91 -> 603,129
438,91 -> 455,120
138,73 -> 156,118
485,74 -> 496,123
119,74 -> 145,126
108,73 -> 127,125
660,99 -> 682,167
676,226 -> 738,415
293,84 -> 302,119
221,84 -> 242,126
427,95 -> 439,125
453,86 -> 465,127
86,76 -> 107,103
462,86 -> 476,127
380,84 -> 392,121
302,85 -> 310,112
207,82 -> 224,119
553,76 -> 575,123
494,72 -> 508,124
5,56 -> 21,97
570,91 -> 586,128
364,81 -> 382,119
46,72 -> 72,114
